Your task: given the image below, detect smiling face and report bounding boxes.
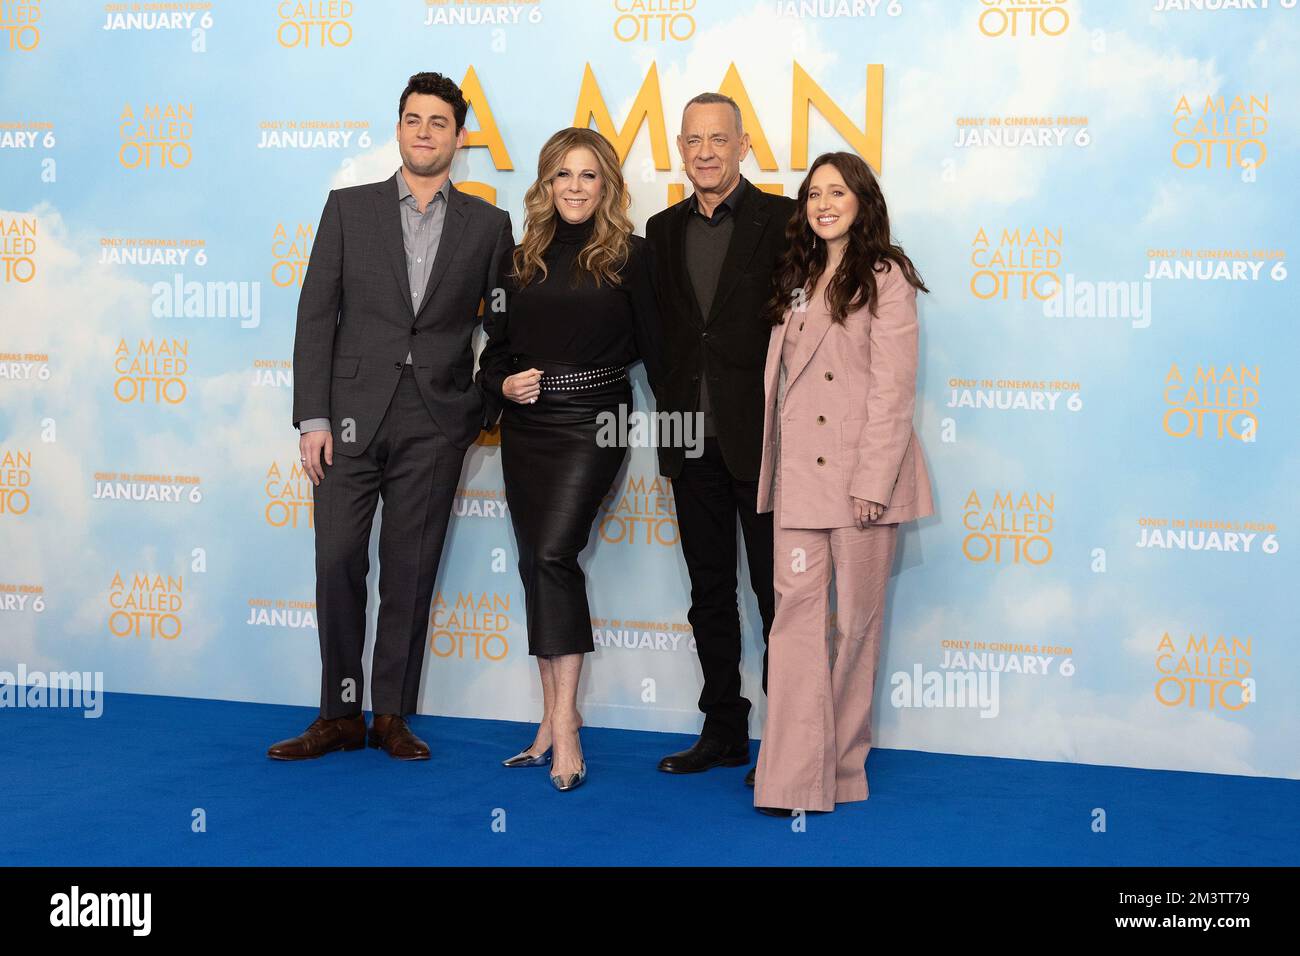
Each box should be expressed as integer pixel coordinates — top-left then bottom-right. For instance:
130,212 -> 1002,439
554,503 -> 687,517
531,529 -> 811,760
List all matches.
396,92 -> 464,178
551,145 -> 603,224
678,101 -> 749,196
806,162 -> 859,246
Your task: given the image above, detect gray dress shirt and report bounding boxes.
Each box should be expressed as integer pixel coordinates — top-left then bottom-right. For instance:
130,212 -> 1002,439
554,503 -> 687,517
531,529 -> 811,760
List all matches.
299,170 -> 451,434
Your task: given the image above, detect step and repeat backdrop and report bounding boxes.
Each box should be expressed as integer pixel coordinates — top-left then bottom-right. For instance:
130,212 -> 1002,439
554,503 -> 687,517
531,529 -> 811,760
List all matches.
1,0 -> 1296,779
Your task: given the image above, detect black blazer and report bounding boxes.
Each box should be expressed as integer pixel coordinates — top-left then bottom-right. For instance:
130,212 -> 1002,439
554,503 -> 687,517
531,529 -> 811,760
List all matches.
645,179 -> 797,480
292,174 -> 513,454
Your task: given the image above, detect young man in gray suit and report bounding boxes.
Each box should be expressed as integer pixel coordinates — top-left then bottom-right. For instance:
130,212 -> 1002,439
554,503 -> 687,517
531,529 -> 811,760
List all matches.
269,72 -> 513,761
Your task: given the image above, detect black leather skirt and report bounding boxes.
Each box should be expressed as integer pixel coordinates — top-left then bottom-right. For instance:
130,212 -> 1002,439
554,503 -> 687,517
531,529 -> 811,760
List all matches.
500,355 -> 631,656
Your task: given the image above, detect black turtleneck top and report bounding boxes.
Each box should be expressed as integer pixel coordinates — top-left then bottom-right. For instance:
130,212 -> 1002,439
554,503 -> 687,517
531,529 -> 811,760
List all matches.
477,215 -> 663,399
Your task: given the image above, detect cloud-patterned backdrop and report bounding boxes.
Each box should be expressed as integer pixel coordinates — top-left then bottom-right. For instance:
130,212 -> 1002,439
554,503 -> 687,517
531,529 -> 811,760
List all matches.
1,0 -> 1296,779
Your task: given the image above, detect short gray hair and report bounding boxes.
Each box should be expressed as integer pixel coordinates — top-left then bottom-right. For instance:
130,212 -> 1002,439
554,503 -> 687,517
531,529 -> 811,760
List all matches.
681,93 -> 743,136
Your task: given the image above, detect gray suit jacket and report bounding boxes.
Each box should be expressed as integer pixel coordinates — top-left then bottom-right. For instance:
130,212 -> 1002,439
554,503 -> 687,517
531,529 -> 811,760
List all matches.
292,174 -> 513,453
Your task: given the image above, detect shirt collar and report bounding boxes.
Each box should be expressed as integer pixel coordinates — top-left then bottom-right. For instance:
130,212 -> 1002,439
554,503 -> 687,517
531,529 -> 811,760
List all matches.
397,168 -> 451,206
689,175 -> 747,223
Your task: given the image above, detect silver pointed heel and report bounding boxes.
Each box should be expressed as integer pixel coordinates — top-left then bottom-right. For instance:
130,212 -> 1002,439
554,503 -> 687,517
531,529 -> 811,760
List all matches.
550,761 -> 587,792
502,748 -> 552,768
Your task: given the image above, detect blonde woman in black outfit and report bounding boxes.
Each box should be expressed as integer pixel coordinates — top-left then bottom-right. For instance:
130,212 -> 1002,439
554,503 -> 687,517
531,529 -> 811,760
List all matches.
478,128 -> 662,791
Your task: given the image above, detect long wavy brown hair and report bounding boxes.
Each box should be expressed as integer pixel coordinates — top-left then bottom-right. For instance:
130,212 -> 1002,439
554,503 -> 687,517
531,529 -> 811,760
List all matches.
512,127 -> 634,288
765,151 -> 928,325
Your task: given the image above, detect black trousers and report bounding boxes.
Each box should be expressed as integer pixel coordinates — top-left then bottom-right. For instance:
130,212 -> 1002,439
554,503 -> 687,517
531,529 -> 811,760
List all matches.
312,367 -> 466,719
671,436 -> 775,745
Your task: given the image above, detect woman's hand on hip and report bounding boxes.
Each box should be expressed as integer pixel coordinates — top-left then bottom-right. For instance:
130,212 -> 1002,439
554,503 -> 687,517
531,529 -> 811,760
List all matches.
503,368 -> 542,404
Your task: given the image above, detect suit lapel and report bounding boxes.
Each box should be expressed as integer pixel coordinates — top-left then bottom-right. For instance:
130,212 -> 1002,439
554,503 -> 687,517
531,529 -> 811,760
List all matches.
707,185 -> 771,324
372,175 -> 414,319
416,183 -> 468,321
783,290 -> 833,389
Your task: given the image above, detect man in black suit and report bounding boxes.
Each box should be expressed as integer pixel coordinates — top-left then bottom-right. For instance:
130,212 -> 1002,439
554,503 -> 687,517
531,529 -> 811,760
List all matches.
269,72 -> 512,761
646,94 -> 797,784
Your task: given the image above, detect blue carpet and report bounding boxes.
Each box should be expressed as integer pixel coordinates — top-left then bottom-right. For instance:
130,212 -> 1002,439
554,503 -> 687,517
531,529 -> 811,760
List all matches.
0,691 -> 1295,866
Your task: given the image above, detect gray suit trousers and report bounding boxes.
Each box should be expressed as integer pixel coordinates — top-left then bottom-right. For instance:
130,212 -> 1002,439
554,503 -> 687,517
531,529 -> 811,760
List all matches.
313,367 -> 464,718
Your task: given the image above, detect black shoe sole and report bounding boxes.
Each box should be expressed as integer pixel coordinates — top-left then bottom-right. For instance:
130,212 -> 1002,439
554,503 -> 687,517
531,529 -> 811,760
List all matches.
657,754 -> 749,774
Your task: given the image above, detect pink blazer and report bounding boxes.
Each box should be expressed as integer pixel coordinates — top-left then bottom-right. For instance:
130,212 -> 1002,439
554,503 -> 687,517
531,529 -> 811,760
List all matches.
756,261 -> 935,529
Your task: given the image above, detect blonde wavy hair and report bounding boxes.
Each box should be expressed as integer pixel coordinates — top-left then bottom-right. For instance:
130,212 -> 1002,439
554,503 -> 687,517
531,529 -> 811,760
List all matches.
512,127 -> 634,288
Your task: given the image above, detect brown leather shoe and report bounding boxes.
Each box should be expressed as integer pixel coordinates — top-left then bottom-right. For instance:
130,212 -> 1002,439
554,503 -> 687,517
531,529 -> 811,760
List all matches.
368,714 -> 430,760
267,715 -> 366,760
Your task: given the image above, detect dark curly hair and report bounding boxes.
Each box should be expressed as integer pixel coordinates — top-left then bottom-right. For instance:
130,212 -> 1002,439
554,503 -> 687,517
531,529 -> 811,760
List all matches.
398,72 -> 468,130
765,151 -> 928,326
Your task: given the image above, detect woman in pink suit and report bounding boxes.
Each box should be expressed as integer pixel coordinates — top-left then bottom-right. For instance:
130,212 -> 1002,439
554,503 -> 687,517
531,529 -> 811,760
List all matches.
752,151 -> 933,816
